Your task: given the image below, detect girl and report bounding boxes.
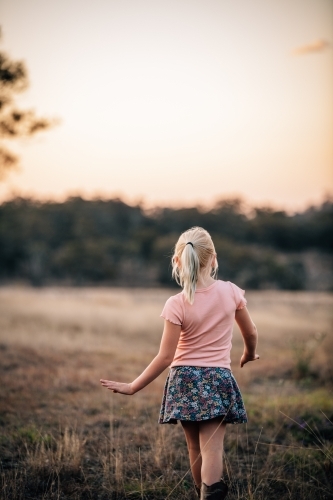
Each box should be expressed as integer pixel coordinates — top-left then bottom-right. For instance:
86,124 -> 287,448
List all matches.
100,227 -> 259,500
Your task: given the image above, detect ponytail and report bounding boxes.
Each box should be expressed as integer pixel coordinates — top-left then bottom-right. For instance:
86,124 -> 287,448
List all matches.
171,227 -> 217,305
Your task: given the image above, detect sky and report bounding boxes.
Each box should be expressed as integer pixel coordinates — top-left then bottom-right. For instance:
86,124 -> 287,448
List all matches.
0,0 -> 332,210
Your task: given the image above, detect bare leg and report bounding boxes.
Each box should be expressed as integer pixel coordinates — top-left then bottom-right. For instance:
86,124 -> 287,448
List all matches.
199,418 -> 227,486
181,421 -> 202,489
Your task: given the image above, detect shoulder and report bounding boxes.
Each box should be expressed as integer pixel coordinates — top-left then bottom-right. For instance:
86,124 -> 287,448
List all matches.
213,280 -> 234,294
161,291 -> 185,325
216,280 -> 230,289
226,280 -> 244,292
164,291 -> 184,307
226,281 -> 247,310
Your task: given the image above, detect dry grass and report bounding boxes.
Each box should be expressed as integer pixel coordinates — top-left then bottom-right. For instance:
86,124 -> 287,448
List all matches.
0,286 -> 332,499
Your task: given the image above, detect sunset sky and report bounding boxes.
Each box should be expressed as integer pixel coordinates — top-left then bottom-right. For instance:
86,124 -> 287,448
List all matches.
1,0 -> 332,210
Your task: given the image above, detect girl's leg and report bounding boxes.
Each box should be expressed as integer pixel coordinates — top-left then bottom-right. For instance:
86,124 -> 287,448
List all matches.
181,421 -> 202,489
198,418 -> 227,486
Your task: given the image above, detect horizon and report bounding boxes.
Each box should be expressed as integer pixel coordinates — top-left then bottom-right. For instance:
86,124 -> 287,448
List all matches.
1,189 -> 332,216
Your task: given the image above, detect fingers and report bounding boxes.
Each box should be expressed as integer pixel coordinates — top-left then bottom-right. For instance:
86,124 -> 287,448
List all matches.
100,379 -> 132,395
100,379 -> 117,391
240,354 -> 260,368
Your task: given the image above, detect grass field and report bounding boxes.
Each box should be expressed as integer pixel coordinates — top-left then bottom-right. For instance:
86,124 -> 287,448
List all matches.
0,286 -> 332,499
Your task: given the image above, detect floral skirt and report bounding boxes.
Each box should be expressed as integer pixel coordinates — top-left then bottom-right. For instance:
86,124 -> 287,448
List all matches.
159,366 -> 248,425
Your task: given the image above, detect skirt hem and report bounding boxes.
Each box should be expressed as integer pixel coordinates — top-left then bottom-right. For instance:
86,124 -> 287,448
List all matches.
159,414 -> 248,425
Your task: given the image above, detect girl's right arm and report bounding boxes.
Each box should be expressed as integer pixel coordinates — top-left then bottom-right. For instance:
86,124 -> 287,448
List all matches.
100,319 -> 181,394
235,307 -> 259,367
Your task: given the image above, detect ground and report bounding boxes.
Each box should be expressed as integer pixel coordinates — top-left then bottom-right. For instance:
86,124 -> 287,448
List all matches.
0,286 -> 332,499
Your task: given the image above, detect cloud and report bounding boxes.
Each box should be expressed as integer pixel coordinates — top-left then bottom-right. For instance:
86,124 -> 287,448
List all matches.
292,39 -> 330,56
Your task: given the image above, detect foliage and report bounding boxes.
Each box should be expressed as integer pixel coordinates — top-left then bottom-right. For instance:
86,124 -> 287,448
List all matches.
290,332 -> 327,381
0,31 -> 55,179
0,196 -> 332,288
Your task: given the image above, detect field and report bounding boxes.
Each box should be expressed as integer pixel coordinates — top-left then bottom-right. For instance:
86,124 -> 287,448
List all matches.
0,286 -> 332,499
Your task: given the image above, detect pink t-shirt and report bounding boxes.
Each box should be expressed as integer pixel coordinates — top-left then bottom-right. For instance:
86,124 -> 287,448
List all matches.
160,280 -> 247,369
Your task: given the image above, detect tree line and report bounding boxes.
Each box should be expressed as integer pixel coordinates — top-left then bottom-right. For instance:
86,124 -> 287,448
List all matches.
0,196 -> 332,290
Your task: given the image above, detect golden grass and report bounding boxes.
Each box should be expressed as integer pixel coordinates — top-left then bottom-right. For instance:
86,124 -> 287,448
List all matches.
0,286 -> 332,499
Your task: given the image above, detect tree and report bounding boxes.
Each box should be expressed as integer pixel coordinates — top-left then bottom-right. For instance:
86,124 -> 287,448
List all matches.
0,30 -> 56,179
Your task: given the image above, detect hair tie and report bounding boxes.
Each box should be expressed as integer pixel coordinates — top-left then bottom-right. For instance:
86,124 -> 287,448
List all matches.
186,242 -> 194,248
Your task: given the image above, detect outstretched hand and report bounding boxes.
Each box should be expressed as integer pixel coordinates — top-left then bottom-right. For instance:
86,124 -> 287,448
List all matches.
240,352 -> 260,368
100,379 -> 134,395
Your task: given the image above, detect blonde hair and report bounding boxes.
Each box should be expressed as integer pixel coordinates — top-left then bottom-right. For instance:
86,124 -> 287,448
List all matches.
171,227 -> 218,304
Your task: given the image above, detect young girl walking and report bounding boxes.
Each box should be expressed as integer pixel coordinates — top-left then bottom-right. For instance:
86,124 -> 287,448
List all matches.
100,227 -> 259,499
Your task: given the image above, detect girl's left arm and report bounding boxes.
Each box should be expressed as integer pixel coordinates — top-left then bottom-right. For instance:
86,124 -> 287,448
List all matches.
100,320 -> 181,395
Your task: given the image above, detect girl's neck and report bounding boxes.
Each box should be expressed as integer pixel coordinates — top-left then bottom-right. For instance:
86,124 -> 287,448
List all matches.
196,274 -> 216,290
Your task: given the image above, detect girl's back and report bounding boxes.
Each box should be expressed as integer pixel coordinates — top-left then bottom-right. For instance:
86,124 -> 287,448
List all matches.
162,280 -> 246,369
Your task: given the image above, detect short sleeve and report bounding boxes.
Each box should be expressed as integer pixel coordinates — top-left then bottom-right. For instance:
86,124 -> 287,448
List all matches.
160,295 -> 184,325
228,281 -> 247,310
